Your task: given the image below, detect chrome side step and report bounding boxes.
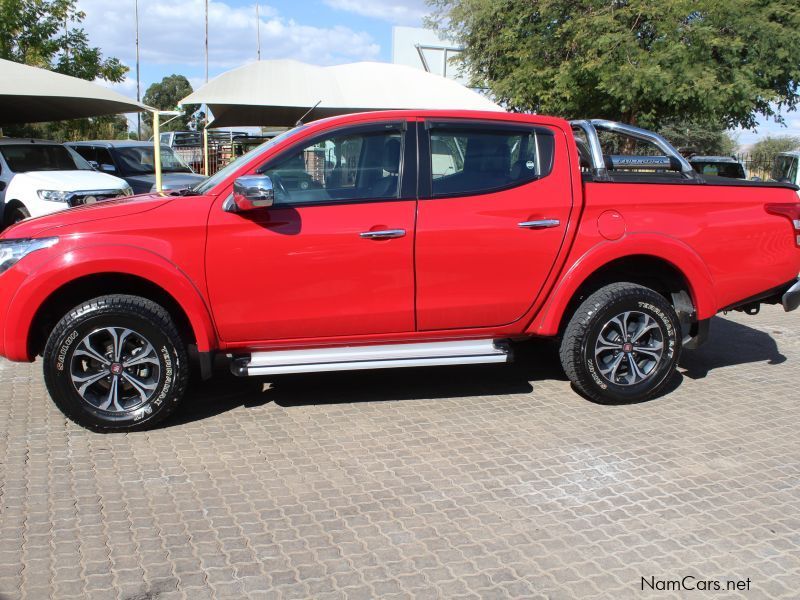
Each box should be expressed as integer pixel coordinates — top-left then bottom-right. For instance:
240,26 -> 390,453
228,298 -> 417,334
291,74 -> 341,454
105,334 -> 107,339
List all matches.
231,339 -> 511,377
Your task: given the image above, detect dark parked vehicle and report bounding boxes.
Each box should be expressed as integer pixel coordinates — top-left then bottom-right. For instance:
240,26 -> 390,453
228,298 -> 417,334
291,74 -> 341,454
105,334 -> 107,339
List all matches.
689,155 -> 747,179
68,141 -> 207,194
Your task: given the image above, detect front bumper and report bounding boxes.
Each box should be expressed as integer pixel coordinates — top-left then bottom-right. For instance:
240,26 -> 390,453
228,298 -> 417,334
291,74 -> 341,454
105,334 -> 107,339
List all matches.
782,279 -> 800,312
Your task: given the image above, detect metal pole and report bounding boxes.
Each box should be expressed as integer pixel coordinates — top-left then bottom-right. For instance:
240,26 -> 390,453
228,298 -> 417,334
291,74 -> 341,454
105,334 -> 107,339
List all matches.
204,0 -> 209,83
256,4 -> 261,60
153,112 -> 162,192
203,126 -> 209,176
135,0 -> 141,140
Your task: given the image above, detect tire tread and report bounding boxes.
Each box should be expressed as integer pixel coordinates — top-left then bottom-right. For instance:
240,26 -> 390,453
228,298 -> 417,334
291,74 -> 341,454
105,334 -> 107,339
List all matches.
43,294 -> 188,432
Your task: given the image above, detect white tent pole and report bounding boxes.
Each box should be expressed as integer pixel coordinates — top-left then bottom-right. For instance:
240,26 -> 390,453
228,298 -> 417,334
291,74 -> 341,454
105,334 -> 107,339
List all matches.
153,111 -> 162,193
203,126 -> 209,176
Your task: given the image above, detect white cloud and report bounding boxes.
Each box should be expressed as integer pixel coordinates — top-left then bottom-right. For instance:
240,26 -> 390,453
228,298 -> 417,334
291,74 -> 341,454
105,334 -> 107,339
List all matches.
94,76 -> 138,98
323,0 -> 429,25
77,0 -> 381,73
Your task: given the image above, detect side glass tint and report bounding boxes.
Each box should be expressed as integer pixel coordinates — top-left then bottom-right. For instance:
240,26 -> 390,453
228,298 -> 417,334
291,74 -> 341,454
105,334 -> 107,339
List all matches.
430,127 -> 555,197
262,128 -> 403,206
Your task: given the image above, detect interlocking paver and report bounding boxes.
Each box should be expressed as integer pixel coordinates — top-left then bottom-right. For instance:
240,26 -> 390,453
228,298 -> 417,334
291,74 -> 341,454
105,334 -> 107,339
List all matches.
1,307 -> 800,598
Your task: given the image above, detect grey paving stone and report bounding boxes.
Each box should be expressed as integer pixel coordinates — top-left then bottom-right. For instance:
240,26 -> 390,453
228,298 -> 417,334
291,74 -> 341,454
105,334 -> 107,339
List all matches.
1,308 -> 799,599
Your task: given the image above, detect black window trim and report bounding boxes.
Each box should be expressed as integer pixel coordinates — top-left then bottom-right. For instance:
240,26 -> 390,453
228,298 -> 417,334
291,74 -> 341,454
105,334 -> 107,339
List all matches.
253,120 -> 416,209
419,118 -> 557,200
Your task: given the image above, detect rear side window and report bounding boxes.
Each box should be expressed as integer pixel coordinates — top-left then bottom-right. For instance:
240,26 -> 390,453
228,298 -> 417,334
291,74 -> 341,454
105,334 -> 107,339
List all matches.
429,125 -> 555,197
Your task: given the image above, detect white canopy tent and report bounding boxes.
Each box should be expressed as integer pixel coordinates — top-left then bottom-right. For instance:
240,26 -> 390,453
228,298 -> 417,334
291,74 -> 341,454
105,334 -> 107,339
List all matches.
0,58 -> 148,124
179,59 -> 502,127
0,59 -> 188,191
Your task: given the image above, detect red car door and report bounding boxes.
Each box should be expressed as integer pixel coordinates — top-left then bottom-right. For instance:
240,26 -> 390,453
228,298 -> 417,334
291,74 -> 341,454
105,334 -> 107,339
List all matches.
415,120 -> 573,330
206,121 -> 417,343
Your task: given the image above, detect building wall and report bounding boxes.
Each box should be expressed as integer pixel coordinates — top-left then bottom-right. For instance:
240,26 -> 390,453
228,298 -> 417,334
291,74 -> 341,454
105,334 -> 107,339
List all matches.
391,26 -> 469,86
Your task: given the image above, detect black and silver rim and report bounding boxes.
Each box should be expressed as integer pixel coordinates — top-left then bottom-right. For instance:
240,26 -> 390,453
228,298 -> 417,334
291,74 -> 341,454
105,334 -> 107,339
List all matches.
593,311 -> 664,386
69,327 -> 161,414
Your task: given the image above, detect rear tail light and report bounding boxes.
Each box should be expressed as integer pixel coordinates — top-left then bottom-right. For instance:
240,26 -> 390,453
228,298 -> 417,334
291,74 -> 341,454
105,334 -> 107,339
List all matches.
765,203 -> 800,247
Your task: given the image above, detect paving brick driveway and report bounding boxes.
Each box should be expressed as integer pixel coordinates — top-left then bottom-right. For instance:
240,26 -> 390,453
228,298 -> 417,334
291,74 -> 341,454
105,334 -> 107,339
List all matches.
0,306 -> 798,600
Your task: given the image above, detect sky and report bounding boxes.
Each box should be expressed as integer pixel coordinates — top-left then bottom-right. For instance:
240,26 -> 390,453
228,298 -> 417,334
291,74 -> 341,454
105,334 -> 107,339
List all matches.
78,0 -> 799,146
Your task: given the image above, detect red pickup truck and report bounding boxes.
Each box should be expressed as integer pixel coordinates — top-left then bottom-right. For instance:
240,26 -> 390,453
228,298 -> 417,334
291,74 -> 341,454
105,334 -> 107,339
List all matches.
1,110 -> 798,431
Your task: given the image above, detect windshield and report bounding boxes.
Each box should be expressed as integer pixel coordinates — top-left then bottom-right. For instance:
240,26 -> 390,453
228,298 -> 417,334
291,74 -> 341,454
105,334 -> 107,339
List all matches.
0,144 -> 89,172
114,146 -> 193,175
190,126 -> 307,195
691,161 -> 745,179
771,155 -> 798,183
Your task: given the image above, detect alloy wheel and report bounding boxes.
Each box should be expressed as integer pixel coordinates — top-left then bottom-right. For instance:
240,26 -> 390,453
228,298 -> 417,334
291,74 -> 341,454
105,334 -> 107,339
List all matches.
70,327 -> 161,413
593,310 -> 665,386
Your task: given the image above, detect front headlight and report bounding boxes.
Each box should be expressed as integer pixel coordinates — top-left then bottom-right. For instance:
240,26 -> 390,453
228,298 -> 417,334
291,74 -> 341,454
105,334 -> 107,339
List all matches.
37,190 -> 70,203
0,238 -> 59,275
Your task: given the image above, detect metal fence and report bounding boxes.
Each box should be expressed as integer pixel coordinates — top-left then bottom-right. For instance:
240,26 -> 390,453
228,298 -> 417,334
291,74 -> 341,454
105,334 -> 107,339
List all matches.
734,153 -> 774,180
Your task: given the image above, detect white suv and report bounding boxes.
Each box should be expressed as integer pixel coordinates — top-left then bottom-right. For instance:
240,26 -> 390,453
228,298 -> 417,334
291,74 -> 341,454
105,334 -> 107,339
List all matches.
0,138 -> 132,227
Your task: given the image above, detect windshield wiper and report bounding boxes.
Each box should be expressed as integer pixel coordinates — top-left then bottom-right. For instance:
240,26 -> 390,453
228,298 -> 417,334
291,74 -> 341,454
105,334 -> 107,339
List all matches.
175,187 -> 201,196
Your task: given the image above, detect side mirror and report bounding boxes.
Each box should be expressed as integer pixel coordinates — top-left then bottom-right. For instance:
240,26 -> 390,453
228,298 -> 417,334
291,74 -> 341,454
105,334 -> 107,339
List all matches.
232,175 -> 274,211
88,160 -> 100,169
101,163 -> 116,174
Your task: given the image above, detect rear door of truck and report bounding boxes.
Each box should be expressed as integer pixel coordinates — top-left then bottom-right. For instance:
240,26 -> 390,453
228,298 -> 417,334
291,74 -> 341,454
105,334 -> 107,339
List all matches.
414,119 -> 574,330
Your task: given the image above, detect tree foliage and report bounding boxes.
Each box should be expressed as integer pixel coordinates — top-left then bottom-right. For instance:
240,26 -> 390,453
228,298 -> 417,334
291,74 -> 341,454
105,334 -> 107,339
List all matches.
0,0 -> 126,81
143,75 -> 194,131
427,0 -> 800,130
749,135 -> 800,165
7,115 -> 131,142
0,0 -> 129,139
657,120 -> 738,156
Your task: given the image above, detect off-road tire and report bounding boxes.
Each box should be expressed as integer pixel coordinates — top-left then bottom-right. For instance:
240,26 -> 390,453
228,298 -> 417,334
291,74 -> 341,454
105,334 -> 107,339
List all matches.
43,295 -> 189,432
559,282 -> 681,404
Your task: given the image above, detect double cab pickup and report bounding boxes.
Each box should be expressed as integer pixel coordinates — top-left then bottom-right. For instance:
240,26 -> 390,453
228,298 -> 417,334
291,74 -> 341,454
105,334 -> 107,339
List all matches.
0,110 -> 798,431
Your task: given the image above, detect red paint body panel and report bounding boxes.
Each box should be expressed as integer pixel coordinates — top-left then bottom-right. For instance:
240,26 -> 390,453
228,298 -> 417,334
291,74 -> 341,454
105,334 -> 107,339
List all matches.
0,109 -> 797,364
415,126 -> 575,330
206,201 -> 417,342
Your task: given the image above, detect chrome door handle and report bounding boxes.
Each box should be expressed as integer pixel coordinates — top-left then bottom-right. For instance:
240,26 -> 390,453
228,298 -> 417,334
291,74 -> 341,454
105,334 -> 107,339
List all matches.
360,229 -> 406,239
518,219 -> 560,229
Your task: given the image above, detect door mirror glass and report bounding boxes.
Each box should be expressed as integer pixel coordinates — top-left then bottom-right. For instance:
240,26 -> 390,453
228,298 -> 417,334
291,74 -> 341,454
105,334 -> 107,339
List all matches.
232,175 -> 274,211
100,163 -> 116,173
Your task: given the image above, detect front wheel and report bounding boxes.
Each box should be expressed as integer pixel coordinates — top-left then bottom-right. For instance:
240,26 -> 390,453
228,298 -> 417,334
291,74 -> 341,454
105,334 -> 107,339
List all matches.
43,295 -> 189,432
5,204 -> 30,227
559,283 -> 681,404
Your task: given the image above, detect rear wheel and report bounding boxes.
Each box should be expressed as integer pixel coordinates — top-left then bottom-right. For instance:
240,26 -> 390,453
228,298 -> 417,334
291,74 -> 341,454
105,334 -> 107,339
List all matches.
43,295 -> 189,432
559,283 -> 681,404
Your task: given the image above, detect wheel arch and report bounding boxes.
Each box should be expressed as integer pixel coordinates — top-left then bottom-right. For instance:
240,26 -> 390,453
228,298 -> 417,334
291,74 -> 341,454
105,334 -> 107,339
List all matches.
28,273 -> 198,359
4,245 -> 217,361
528,237 -> 717,337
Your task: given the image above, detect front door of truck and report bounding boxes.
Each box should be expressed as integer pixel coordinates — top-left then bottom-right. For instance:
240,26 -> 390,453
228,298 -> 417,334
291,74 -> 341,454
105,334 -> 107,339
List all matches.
415,120 -> 573,330
206,121 -> 417,343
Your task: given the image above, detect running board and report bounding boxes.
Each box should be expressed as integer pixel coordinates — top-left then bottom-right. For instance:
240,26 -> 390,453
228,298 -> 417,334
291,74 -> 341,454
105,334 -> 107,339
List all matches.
231,339 -> 511,377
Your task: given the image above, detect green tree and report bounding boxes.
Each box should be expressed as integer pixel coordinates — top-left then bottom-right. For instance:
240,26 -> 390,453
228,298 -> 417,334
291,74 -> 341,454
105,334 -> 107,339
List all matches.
428,0 -> 800,130
0,0 -> 128,139
0,0 -> 126,81
143,75 -> 194,131
750,135 -> 800,165
657,120 -> 738,156
8,115 -> 130,142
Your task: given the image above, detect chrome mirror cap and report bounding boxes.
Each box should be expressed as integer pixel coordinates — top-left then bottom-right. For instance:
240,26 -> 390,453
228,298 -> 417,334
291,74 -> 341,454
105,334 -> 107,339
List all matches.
232,175 -> 274,211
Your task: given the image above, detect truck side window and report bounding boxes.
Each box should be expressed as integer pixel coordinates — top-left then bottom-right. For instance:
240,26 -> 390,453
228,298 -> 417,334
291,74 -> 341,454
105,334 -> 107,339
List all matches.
72,146 -> 96,164
262,128 -> 403,206
429,126 -> 554,197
